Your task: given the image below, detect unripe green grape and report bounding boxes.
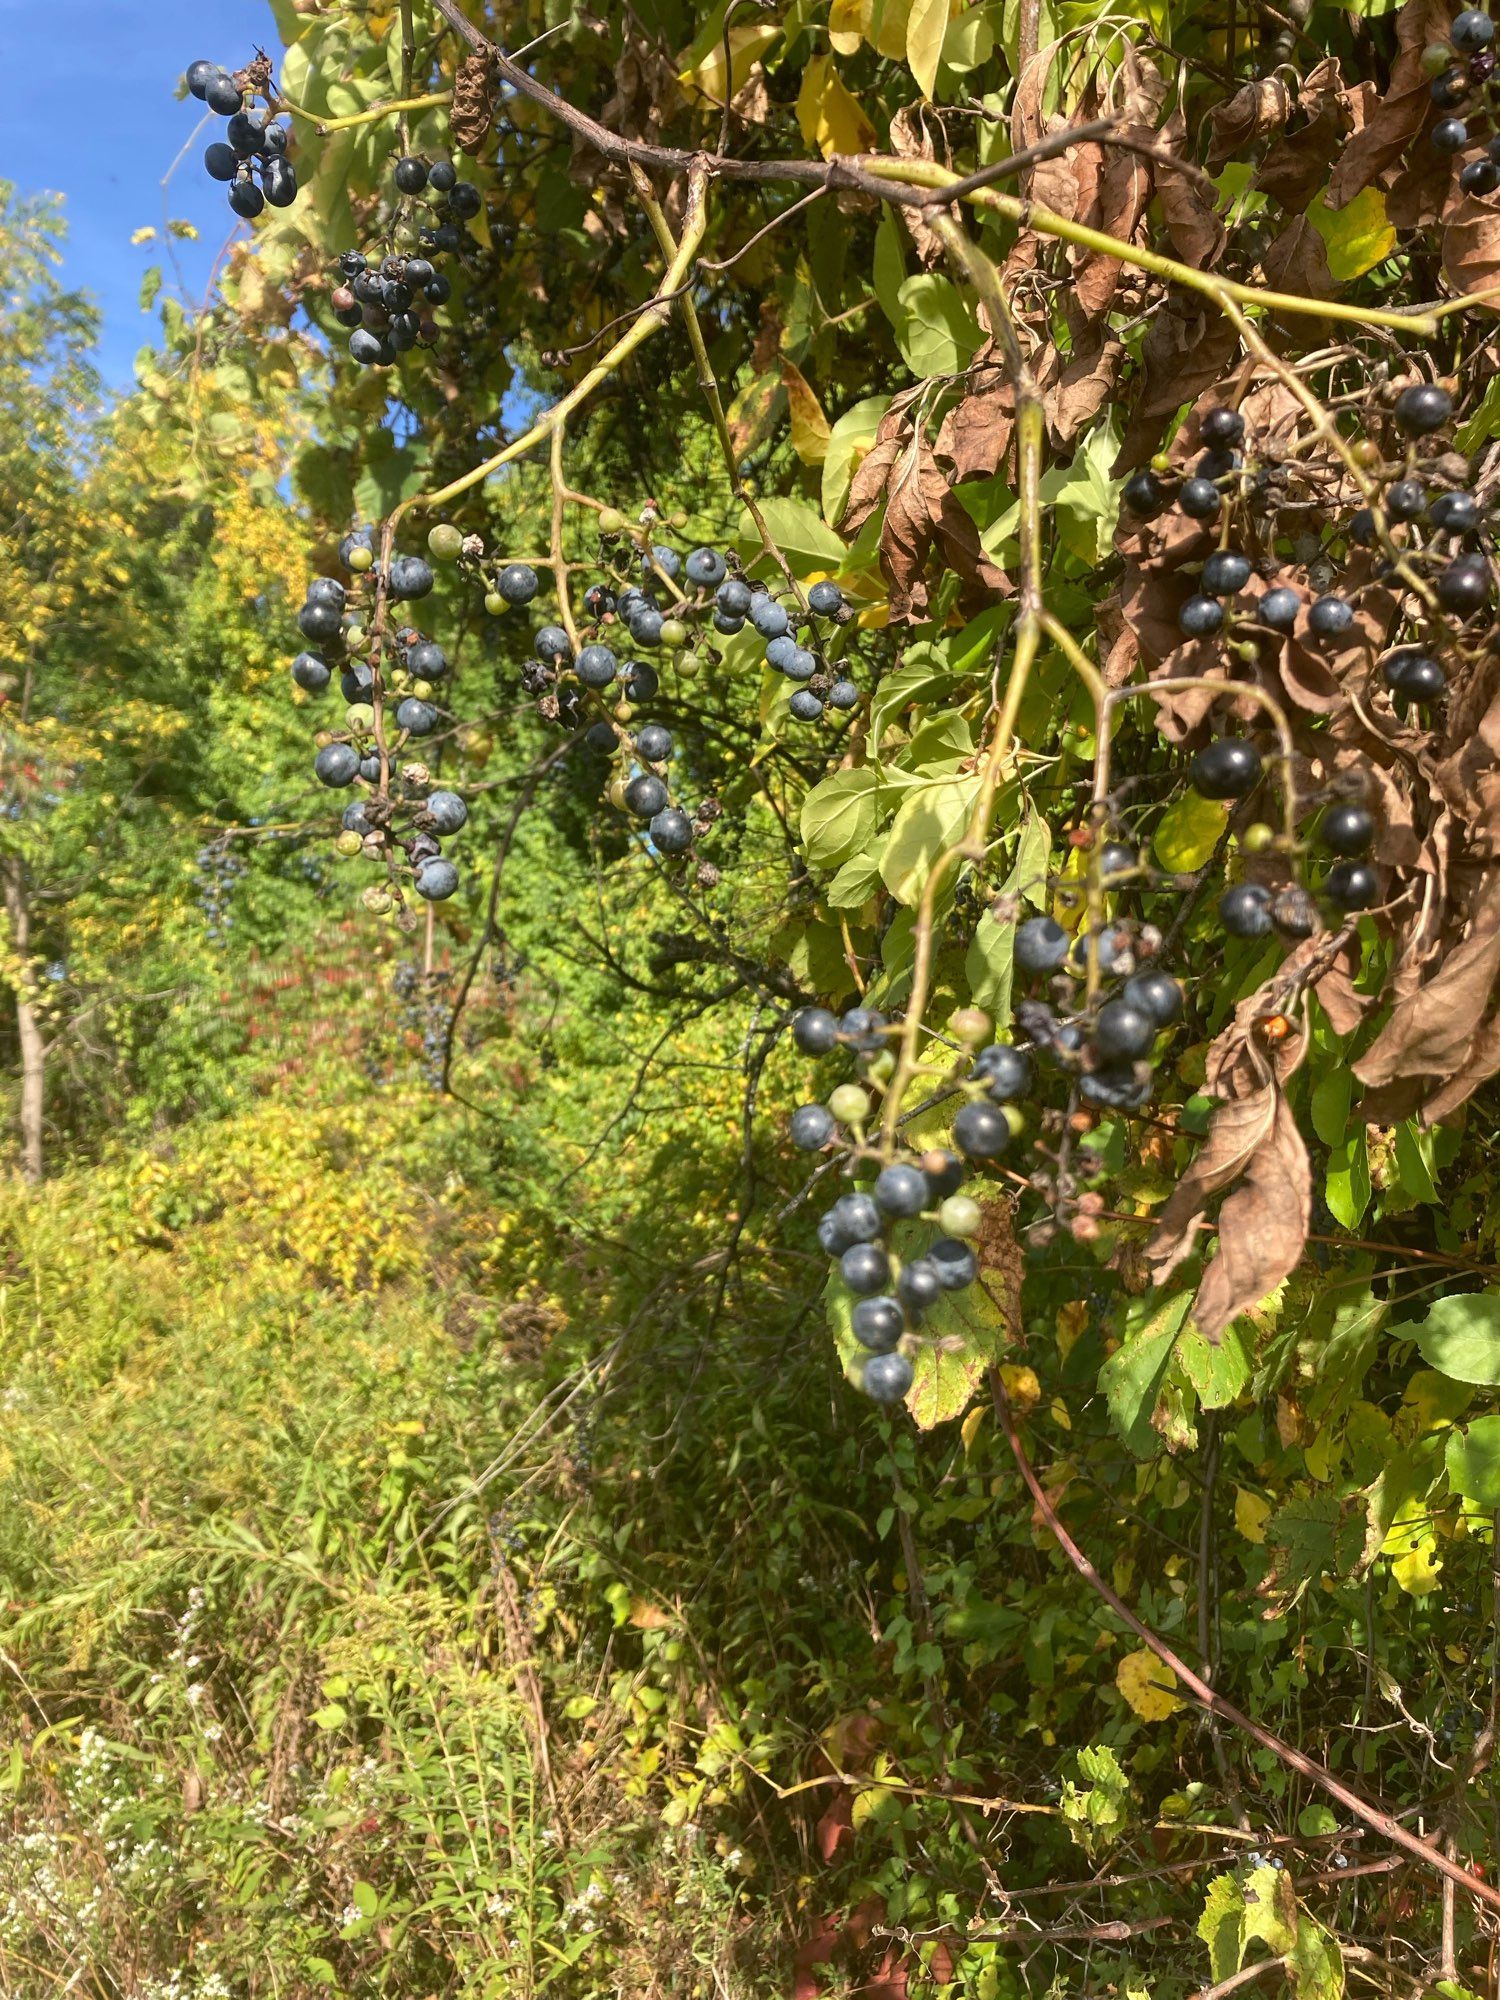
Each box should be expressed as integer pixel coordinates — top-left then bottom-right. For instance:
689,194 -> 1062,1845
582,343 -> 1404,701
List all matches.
345,622 -> 367,650
428,523 -> 464,561
659,617 -> 689,647
951,1006 -> 991,1046
599,507 -> 627,534
829,1082 -> 872,1125
389,669 -> 411,693
314,729 -> 335,749
348,545 -> 375,574
669,511 -> 689,530
362,885 -> 394,914
1242,822 -> 1277,854
345,702 -> 375,731
607,777 -> 628,811
939,1193 -> 983,1238
335,829 -> 364,857
484,591 -> 505,615
866,1050 -> 896,1086
1422,39 -> 1455,70
1001,1103 -> 1026,1138
613,701 -> 633,722
411,678 -> 433,699
677,653 -> 702,679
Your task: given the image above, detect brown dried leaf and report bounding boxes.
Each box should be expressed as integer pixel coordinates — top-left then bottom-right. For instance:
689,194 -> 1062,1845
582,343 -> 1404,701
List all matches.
1206,77 -> 1292,170
889,102 -> 956,268
1261,214 -> 1337,300
1043,334 -> 1126,448
935,344 -> 1016,480
1147,970 -> 1316,1337
1442,188 -> 1500,312
450,50 -> 495,156
1354,876 -> 1500,1092
1191,1094 -> 1312,1344
1155,110 -> 1227,269
1114,305 -> 1240,471
1326,0 -> 1452,211
840,435 -> 905,537
881,438 -> 1011,622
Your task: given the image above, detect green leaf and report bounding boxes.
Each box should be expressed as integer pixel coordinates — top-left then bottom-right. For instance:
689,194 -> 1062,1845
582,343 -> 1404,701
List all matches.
879,775 -> 980,905
825,852 -> 883,907
1153,791 -> 1230,872
1101,1291 -> 1192,1457
965,810 -> 1050,1025
352,1881 -> 378,1918
1412,1293 -> 1500,1386
736,494 -> 846,574
1325,1129 -> 1370,1230
1393,1120 -> 1438,1204
822,394 -> 891,525
800,768 -> 883,871
1309,1066 -> 1351,1149
1446,1415 -> 1500,1507
1179,1325 -> 1250,1409
874,210 -> 907,326
1198,1873 -> 1245,1982
892,274 -> 984,380
906,1275 -> 1010,1428
309,1703 -> 347,1730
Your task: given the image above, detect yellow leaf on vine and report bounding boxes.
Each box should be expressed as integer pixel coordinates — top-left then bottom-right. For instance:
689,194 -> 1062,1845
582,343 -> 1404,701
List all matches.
1234,1487 -> 1271,1544
1116,1648 -> 1182,1721
795,55 -> 877,159
782,360 -> 832,465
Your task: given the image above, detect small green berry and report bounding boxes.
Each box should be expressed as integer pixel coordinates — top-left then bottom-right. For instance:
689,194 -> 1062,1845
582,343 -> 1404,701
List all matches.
939,1193 -> 983,1238
659,617 -> 689,647
335,829 -> 364,857
347,545 -> 374,574
484,591 -> 505,616
829,1083 -> 872,1126
599,507 -> 627,534
428,522 -> 464,561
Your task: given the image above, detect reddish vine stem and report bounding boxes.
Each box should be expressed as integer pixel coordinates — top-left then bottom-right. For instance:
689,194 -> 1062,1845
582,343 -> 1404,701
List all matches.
986,1368 -> 1500,1919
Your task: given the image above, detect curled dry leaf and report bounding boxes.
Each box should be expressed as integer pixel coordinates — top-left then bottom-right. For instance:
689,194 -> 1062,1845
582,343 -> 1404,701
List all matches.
1255,61 -> 1367,213
1260,215 -> 1337,302
450,50 -> 496,156
1147,949 -> 1328,1342
1206,77 -> 1291,171
1325,0 -> 1453,212
1442,188 -> 1500,313
1354,873 -> 1500,1112
1154,110 -> 1227,271
935,342 -> 1015,480
888,101 -> 956,269
1113,304 -> 1240,471
879,436 -> 1012,621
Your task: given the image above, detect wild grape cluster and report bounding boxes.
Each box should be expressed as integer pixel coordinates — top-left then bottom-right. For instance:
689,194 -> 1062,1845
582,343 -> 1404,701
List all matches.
787,1007 -> 988,1405
392,959 -> 453,1090
290,527 -> 469,911
185,59 -> 297,217
1423,9 -> 1500,195
329,157 -> 469,370
191,839 -> 247,947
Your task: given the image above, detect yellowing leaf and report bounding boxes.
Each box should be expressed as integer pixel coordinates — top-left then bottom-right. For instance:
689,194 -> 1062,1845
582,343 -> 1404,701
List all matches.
628,1597 -> 674,1629
130,226 -> 157,246
960,1404 -> 987,1452
870,0 -> 916,58
1307,185 -> 1396,284
999,1363 -> 1041,1412
829,0 -> 871,55
796,55 -> 877,159
1116,1647 -> 1182,1721
1392,1543 -> 1443,1594
781,360 -> 832,465
679,23 -> 780,106
1235,1486 -> 1271,1544
906,0 -> 951,98
1154,791 -> 1231,873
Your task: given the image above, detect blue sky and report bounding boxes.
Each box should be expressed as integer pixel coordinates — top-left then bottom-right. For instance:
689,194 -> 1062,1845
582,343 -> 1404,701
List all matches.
1,0 -> 275,388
